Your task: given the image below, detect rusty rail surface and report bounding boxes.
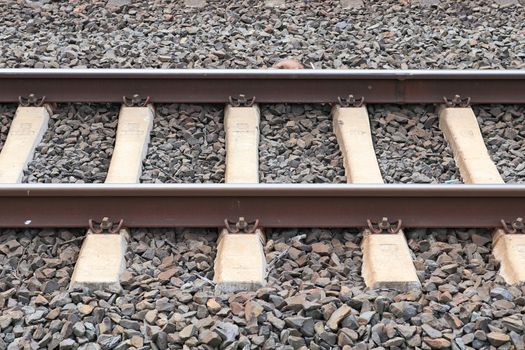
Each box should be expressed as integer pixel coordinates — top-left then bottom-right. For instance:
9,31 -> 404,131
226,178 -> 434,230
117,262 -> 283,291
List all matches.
1,69 -> 525,104
0,184 -> 523,229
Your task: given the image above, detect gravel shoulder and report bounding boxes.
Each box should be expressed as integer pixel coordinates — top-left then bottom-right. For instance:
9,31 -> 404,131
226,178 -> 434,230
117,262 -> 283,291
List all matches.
1,1 -> 523,69
2,228 -> 525,349
476,105 -> 525,183
23,104 -> 118,184
370,104 -> 462,184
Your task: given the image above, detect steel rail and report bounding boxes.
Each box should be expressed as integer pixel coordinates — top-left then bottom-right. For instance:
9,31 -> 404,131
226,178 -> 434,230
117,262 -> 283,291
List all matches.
0,184 -> 523,229
1,69 -> 525,104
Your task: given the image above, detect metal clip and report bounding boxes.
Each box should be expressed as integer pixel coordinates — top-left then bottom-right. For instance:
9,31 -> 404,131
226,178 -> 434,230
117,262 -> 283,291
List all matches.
19,94 -> 46,107
224,217 -> 260,233
338,95 -> 364,107
501,217 -> 525,234
444,95 -> 471,108
367,217 -> 402,234
88,217 -> 124,234
229,94 -> 255,107
123,94 -> 150,107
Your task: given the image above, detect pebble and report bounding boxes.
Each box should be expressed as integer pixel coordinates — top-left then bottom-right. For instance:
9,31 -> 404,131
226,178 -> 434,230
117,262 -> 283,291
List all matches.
199,330 -> 222,347
214,321 -> 239,344
422,324 -> 442,338
491,286 -> 513,301
487,331 -> 511,346
59,338 -> 76,350
179,324 -> 197,340
390,301 -> 418,320
97,335 -> 120,350
206,298 -> 221,313
424,337 -> 451,349
327,304 -> 353,331
311,242 -> 331,255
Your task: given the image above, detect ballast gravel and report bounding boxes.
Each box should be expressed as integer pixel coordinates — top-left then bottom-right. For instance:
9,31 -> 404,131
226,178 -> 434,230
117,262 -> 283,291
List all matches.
476,105 -> 525,183
0,105 -> 16,150
259,104 -> 345,183
370,105 -> 462,184
1,0 -> 525,350
2,229 -> 525,349
140,104 -> 225,184
23,104 -> 118,184
0,1 -> 524,69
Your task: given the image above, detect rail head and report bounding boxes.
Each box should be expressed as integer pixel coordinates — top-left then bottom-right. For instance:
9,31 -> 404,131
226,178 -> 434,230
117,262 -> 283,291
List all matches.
1,183 -> 525,197
2,68 -> 525,79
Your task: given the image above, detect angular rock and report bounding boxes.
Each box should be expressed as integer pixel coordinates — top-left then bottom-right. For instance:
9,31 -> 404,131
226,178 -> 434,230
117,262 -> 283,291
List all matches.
327,305 -> 352,331
487,332 -> 510,346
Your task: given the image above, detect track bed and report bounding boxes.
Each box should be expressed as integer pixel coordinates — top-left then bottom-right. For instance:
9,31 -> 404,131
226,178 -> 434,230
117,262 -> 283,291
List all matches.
1,69 -> 525,350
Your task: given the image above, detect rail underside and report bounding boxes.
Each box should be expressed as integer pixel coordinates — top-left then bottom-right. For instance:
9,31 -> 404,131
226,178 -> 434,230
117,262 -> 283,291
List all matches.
0,184 -> 523,229
1,69 -> 525,103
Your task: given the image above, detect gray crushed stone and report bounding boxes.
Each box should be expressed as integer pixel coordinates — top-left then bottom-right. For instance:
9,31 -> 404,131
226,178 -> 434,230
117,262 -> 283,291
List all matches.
2,228 -> 525,349
370,104 -> 462,184
140,104 -> 225,183
1,0 -> 525,349
0,1 -> 523,69
23,104 -> 118,184
259,104 -> 346,183
476,105 -> 525,183
0,105 -> 16,151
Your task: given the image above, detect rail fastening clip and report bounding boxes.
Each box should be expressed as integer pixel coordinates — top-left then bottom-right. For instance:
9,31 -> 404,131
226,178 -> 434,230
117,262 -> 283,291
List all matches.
19,94 -> 46,107
367,217 -> 402,234
501,217 -> 525,234
443,95 -> 471,108
229,94 -> 255,107
88,217 -> 124,234
224,217 -> 260,234
338,95 -> 364,107
123,94 -> 150,107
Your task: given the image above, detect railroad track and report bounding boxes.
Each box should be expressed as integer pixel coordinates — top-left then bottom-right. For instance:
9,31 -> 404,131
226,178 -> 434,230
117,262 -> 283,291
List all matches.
0,68 -> 525,294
